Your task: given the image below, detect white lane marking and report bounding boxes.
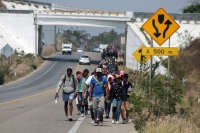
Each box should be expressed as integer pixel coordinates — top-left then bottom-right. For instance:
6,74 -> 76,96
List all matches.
68,117 -> 85,133
1,55 -> 64,90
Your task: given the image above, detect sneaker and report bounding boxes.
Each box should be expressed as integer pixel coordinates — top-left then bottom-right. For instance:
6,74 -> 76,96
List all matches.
81,113 -> 85,117
126,117 -> 129,122
88,110 -> 90,115
65,117 -> 69,121
112,120 -> 115,124
122,120 -> 126,124
94,123 -> 98,126
69,116 -> 73,121
91,120 -> 95,124
85,111 -> 88,116
116,121 -> 120,124
76,112 -> 81,115
105,115 -> 109,119
99,121 -> 103,126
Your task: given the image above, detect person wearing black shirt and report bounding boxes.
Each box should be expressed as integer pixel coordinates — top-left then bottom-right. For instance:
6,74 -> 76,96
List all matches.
121,74 -> 133,124
108,74 -> 126,124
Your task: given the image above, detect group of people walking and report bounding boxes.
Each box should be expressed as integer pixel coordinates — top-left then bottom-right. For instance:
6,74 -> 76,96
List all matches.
55,46 -> 133,126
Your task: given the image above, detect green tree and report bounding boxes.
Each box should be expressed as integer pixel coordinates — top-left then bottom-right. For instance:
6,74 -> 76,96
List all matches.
62,28 -> 90,47
182,1 -> 200,13
89,29 -> 125,46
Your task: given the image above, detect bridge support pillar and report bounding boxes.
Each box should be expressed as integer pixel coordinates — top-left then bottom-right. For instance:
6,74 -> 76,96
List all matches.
38,25 -> 43,56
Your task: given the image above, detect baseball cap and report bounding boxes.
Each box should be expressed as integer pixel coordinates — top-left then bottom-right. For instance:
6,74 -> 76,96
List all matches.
115,74 -> 121,79
119,71 -> 124,76
96,68 -> 102,73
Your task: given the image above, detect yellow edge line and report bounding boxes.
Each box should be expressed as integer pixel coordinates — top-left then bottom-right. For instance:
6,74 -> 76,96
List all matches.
0,88 -> 56,106
0,64 -> 80,106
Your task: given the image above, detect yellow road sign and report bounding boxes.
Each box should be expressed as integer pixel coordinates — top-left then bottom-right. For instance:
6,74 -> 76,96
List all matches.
142,8 -> 180,46
132,44 -> 150,64
142,47 -> 178,56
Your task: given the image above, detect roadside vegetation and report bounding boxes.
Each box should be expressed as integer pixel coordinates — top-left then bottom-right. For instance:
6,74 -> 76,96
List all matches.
120,38 -> 200,132
0,35 -> 65,85
61,28 -> 125,51
123,2 -> 200,132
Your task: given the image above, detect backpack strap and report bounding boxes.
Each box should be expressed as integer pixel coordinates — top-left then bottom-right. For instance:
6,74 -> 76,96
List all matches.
93,76 -> 103,87
63,74 -> 66,85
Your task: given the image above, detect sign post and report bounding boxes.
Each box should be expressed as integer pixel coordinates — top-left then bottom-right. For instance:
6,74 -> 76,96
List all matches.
167,38 -> 171,103
141,7 -> 180,104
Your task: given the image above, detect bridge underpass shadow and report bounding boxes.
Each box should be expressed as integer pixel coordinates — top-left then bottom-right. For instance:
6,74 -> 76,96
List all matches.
42,57 -> 100,65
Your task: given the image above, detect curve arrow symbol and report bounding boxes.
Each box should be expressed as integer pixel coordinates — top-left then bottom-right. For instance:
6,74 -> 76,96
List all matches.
163,20 -> 172,38
152,19 -> 161,38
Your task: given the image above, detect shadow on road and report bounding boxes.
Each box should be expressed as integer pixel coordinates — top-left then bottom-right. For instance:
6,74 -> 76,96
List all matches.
42,57 -> 100,65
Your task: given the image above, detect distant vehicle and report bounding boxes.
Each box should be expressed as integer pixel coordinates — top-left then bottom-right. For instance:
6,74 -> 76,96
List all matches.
79,55 -> 91,65
92,46 -> 100,52
77,48 -> 83,52
62,43 -> 72,55
99,44 -> 108,52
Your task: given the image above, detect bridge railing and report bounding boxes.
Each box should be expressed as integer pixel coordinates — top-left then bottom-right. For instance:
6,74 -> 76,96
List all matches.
134,12 -> 200,23
0,10 -> 33,14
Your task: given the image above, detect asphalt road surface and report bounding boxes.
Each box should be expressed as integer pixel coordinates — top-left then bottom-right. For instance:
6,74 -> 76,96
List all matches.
0,52 -> 137,133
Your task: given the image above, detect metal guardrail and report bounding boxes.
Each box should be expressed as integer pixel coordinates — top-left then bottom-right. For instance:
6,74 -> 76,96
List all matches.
0,10 -> 33,14
134,12 -> 200,22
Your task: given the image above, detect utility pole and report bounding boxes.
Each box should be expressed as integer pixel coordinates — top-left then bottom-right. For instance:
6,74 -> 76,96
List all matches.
123,26 -> 128,70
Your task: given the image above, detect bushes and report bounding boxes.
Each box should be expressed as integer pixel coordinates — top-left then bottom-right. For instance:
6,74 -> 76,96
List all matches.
0,68 -> 5,85
30,64 -> 37,70
0,50 -> 43,84
129,62 -> 185,132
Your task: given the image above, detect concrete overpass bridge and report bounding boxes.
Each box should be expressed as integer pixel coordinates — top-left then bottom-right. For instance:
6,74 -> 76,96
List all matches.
0,0 -> 200,74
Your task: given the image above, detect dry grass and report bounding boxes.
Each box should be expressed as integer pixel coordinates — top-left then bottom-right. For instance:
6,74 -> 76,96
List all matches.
4,56 -> 44,83
144,116 -> 200,133
0,0 -> 6,9
42,45 -> 57,57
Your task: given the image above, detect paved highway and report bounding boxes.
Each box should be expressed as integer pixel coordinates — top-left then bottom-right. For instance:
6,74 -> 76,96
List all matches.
0,52 -> 136,133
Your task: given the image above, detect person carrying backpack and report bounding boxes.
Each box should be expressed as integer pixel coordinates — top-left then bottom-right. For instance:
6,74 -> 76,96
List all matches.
55,66 -> 78,121
89,68 -> 109,126
77,69 -> 89,117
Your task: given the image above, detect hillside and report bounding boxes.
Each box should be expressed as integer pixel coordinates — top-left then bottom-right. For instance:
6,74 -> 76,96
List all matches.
163,38 -> 200,90
161,38 -> 200,130
0,0 -> 6,9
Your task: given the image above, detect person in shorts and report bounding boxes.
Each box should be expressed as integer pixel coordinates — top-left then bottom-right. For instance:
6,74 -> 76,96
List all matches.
55,66 -> 78,121
121,74 -> 133,123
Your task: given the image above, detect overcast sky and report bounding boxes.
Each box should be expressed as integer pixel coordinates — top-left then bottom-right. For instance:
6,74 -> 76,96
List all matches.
38,0 -> 191,13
